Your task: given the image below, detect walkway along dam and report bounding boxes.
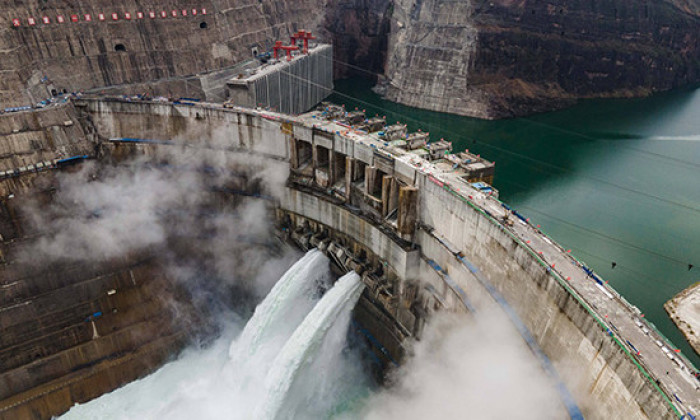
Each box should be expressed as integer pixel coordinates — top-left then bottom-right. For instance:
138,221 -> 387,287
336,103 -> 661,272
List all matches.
0,97 -> 698,419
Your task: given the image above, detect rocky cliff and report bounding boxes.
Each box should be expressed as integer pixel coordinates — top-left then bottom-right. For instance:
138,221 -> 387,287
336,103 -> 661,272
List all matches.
331,0 -> 700,118
0,0 -> 326,107
3,0 -> 696,118
322,0 -> 392,79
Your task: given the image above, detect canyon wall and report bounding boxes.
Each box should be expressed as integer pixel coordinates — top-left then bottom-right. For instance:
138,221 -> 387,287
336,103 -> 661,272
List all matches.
322,0 -> 392,79
3,0 -> 697,118
0,100 -> 288,419
0,103 -> 94,172
0,0 -> 326,107
333,0 -> 700,118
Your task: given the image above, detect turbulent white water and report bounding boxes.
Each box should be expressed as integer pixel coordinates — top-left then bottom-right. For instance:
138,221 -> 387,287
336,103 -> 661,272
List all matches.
58,248 -> 562,420
256,271 -> 365,420
59,250 -> 369,420
224,249 -> 330,390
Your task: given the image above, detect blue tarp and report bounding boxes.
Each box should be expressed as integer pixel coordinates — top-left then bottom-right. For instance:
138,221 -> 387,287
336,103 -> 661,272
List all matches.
470,182 -> 493,193
112,138 -> 174,145
512,210 -> 528,223
56,155 -> 89,165
4,105 -> 33,112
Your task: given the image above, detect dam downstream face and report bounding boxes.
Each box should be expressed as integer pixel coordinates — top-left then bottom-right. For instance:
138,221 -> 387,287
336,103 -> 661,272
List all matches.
3,122 -> 569,417
331,80 -> 700,366
34,95 -> 693,418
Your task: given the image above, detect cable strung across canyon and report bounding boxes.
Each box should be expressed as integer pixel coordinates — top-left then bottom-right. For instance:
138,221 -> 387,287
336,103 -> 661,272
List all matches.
517,117 -> 700,170
271,60 -> 700,276
274,62 -> 700,217
496,177 -> 697,274
322,51 -> 700,171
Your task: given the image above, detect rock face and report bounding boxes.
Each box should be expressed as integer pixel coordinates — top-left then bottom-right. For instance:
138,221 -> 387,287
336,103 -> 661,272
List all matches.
0,0 -> 326,107
351,0 -> 700,118
0,162 -> 197,419
321,0 -> 393,79
3,0 -> 697,118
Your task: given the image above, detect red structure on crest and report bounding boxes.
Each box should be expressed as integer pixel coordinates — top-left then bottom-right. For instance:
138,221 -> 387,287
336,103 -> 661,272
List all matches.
291,30 -> 316,54
279,44 -> 299,61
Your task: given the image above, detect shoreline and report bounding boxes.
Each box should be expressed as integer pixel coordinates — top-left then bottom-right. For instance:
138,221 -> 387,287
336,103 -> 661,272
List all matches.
665,282 -> 700,357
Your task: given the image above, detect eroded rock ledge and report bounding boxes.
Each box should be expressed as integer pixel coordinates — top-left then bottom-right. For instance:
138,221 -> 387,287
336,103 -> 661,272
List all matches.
665,283 -> 700,357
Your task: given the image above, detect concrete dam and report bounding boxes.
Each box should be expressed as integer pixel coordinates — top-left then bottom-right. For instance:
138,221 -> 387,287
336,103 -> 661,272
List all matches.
0,97 -> 698,419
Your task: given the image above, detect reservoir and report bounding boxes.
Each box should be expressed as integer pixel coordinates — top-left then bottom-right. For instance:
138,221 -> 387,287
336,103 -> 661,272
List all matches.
331,79 -> 700,366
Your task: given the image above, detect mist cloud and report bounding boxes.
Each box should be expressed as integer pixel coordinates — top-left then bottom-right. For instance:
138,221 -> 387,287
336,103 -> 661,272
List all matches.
17,136 -> 296,309
23,161 -> 202,261
356,310 -> 564,420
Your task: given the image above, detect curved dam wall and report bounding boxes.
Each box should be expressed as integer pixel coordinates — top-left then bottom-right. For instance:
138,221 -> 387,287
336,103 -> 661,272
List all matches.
415,182 -> 670,419
79,98 -> 682,419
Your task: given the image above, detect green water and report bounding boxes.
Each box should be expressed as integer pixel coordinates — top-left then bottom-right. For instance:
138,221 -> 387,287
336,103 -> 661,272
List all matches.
330,79 -> 700,367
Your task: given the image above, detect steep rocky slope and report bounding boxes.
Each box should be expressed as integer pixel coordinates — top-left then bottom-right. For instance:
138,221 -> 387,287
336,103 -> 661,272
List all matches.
322,0 -> 393,79
332,0 -> 700,118
3,0 -> 697,118
0,0 -> 326,107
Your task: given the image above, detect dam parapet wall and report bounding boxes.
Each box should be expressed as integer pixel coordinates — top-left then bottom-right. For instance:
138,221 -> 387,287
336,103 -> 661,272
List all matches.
73,97 -> 698,418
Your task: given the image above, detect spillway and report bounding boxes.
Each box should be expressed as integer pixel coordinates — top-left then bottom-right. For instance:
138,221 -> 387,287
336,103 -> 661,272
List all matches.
256,271 -> 365,420
225,249 -> 330,387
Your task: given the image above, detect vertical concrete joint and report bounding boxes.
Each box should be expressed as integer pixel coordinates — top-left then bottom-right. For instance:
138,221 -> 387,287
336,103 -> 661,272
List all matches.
389,178 -> 399,216
289,137 -> 299,170
365,166 -> 377,195
345,156 -> 354,201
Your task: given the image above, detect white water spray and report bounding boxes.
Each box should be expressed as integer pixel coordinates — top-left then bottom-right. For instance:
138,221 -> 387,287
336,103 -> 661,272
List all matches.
59,251 -> 369,420
256,271 -> 365,420
225,249 -> 330,388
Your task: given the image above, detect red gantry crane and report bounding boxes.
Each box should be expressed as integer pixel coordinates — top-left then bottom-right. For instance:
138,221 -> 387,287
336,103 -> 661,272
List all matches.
291,30 -> 316,54
272,41 -> 284,59
279,44 -> 299,61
